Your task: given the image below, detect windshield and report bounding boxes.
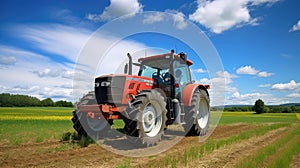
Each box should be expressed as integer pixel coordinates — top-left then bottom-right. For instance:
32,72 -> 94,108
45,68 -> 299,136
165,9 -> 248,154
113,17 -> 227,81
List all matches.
139,65 -> 169,78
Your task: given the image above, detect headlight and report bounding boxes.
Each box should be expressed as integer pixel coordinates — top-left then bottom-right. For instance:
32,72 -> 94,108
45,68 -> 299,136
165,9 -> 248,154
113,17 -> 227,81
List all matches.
95,82 -> 100,87
101,81 -> 111,87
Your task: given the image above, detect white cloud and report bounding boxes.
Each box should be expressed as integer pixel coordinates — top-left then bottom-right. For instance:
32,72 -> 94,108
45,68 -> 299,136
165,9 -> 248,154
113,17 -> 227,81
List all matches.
216,71 -> 238,79
0,45 -> 75,101
142,11 -> 187,30
16,24 -> 92,62
227,91 -> 283,105
87,0 -> 143,22
62,70 -> 75,79
171,11 -> 188,30
0,45 -> 51,69
143,12 -> 164,24
289,20 -> 300,32
236,65 -> 274,77
287,93 -> 300,98
199,71 -> 238,106
32,68 -> 61,78
0,56 -> 17,65
259,83 -> 271,88
189,0 -> 252,34
257,71 -> 274,77
236,65 -> 259,75
0,84 -> 73,101
271,80 -> 300,91
189,0 -> 280,34
192,68 -> 207,73
250,0 -> 280,6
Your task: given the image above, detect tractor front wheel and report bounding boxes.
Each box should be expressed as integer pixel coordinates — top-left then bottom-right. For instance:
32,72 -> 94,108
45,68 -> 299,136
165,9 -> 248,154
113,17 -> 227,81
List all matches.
123,90 -> 167,147
72,91 -> 113,139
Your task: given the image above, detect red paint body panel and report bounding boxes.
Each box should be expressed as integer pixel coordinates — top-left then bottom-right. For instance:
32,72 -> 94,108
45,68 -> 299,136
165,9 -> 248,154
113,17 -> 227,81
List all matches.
120,75 -> 155,104
182,84 -> 210,106
79,104 -> 127,119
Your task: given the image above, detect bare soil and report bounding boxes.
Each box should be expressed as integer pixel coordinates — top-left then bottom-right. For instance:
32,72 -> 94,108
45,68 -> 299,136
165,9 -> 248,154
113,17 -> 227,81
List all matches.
290,151 -> 300,168
0,124 -> 285,168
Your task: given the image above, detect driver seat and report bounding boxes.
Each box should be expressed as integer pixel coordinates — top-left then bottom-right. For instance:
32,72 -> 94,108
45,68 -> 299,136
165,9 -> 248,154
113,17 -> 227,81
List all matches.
152,74 -> 164,85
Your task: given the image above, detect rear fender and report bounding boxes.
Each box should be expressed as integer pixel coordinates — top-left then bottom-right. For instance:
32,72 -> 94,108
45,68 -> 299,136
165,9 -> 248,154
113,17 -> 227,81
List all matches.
182,84 -> 209,106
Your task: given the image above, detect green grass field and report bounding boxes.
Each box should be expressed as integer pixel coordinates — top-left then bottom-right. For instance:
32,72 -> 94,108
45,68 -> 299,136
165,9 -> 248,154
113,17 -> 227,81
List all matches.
1,107 -> 300,167
0,107 -> 74,144
218,112 -> 298,125
0,108 -> 298,145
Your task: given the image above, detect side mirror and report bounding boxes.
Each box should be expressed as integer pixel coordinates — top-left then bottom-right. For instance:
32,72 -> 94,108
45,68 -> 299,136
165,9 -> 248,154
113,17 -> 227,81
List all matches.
124,63 -> 128,74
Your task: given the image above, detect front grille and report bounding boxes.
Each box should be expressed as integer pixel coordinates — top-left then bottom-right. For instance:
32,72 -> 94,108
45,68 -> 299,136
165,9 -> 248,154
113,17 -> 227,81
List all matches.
95,76 -> 126,105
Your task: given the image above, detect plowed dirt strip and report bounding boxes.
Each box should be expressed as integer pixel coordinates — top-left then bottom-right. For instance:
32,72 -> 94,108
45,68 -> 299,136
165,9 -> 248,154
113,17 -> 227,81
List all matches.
0,124 -> 254,168
184,126 -> 288,168
290,153 -> 300,168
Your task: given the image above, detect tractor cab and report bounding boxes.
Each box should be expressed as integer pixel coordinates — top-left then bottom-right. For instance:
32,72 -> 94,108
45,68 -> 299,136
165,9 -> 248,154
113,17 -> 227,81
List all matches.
137,51 -> 193,100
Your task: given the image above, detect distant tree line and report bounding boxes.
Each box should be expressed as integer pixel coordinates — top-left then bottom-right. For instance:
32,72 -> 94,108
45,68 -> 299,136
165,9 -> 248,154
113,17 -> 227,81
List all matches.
211,99 -> 300,113
0,93 -> 73,107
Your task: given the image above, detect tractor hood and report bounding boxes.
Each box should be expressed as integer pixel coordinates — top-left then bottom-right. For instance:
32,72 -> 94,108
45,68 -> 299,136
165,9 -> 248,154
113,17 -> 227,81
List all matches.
94,74 -> 155,105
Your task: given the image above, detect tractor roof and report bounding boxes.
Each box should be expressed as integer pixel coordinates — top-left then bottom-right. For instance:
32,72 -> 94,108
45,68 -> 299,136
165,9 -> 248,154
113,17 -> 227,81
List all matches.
138,52 -> 193,69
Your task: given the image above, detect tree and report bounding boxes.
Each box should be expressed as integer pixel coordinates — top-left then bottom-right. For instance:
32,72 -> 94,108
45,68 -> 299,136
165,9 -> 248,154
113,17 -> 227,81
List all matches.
253,99 -> 266,114
55,100 -> 73,107
41,98 -> 54,107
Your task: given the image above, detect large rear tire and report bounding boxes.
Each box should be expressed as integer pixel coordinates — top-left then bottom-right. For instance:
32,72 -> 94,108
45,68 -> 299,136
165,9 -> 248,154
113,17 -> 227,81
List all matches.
72,91 -> 113,138
183,88 -> 210,136
123,90 -> 167,147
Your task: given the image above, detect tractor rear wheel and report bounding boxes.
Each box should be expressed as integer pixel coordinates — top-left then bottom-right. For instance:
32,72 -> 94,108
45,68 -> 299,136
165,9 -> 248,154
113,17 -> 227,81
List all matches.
183,88 -> 210,136
72,91 -> 113,138
123,90 -> 167,147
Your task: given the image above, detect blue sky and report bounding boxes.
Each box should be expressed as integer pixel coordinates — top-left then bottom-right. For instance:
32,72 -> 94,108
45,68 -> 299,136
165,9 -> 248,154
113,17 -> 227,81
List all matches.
0,0 -> 299,105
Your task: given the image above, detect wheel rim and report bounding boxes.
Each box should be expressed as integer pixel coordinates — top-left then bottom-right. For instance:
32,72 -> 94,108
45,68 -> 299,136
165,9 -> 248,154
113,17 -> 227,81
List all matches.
142,102 -> 162,137
197,97 -> 209,129
86,115 -> 108,132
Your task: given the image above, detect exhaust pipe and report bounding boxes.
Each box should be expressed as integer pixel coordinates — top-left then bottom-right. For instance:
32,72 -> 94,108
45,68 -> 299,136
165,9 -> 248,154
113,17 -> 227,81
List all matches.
127,53 -> 132,75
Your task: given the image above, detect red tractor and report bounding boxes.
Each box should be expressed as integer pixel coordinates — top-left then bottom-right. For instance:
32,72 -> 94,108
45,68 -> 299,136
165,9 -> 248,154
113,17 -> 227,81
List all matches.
72,50 -> 210,147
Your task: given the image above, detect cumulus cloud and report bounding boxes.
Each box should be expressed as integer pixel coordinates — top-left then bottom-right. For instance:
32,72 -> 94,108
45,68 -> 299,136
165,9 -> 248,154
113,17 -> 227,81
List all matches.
216,71 -> 238,79
0,56 -> 17,65
189,0 -> 281,34
257,71 -> 274,77
271,80 -> 300,91
236,65 -> 274,77
228,91 -> 282,105
86,0 -> 143,22
287,93 -> 300,98
289,20 -> 300,32
142,11 -> 187,30
32,68 -> 61,78
0,83 -> 73,101
0,45 -> 75,101
32,68 -> 76,79
171,11 -> 188,30
143,12 -> 164,24
199,71 -> 238,106
236,65 -> 259,75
